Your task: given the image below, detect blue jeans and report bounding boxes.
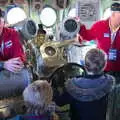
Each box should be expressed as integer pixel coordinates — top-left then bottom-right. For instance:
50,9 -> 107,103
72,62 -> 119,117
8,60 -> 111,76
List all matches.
0,68 -> 31,98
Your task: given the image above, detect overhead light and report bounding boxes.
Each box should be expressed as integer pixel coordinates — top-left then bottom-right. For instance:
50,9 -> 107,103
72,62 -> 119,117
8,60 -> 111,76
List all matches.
40,7 -> 57,27
7,7 -> 27,25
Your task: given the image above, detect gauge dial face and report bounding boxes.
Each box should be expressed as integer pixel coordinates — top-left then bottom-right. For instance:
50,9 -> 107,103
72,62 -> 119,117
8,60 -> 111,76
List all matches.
45,46 -> 56,56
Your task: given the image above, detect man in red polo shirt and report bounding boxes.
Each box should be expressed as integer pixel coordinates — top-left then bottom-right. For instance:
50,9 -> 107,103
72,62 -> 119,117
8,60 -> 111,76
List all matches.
0,8 -> 30,98
78,2 -> 120,83
0,9 -> 25,72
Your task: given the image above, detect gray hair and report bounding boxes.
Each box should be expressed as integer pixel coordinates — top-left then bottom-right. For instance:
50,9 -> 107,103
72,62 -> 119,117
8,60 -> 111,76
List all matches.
85,48 -> 107,74
23,80 -> 53,115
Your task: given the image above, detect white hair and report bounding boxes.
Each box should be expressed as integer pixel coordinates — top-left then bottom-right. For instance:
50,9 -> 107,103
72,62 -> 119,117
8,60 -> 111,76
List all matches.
23,80 -> 53,107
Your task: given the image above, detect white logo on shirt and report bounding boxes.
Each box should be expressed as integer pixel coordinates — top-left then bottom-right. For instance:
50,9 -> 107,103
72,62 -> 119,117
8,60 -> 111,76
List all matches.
0,40 -> 13,54
5,40 -> 13,48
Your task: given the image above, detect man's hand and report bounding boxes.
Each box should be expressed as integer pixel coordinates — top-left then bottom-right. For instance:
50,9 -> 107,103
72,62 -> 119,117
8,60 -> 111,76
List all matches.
74,34 -> 84,43
4,57 -> 24,73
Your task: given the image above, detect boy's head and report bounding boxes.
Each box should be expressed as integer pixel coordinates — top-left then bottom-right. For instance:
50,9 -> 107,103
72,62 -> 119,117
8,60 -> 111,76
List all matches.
85,48 -> 107,74
23,80 -> 53,107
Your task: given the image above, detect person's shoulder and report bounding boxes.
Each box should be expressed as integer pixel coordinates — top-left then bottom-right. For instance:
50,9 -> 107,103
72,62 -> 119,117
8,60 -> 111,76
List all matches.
93,19 -> 108,27
103,73 -> 116,86
104,73 -> 115,80
8,27 -> 18,33
4,27 -> 18,35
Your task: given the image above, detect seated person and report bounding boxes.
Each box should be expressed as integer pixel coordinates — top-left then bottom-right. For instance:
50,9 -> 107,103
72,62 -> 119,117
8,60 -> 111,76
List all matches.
0,8 -> 30,97
10,80 -> 59,120
54,48 -> 115,120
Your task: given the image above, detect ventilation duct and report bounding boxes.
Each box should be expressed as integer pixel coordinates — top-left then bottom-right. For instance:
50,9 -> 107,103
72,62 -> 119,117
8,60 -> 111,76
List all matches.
13,19 -> 38,40
60,17 -> 80,40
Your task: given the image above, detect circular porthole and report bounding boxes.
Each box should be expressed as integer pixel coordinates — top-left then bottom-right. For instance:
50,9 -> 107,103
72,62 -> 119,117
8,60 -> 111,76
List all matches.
64,19 -> 78,32
7,7 -> 27,25
60,17 -> 80,39
40,7 -> 57,27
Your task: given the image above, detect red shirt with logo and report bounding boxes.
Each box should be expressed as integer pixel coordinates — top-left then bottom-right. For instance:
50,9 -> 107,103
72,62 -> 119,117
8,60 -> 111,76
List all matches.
0,27 -> 26,62
79,19 -> 120,72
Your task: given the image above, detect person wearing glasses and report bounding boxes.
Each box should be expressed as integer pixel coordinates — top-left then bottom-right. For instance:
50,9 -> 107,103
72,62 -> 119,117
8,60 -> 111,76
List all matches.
0,8 -> 30,97
77,2 -> 120,84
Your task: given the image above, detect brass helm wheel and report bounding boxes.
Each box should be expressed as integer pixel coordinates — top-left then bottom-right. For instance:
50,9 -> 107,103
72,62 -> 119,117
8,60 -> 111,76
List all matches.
48,63 -> 86,95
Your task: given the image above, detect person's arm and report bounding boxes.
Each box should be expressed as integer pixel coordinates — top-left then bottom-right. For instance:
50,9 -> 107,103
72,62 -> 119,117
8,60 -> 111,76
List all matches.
11,30 -> 26,63
0,61 -> 4,71
54,90 -> 73,106
78,21 -> 100,43
3,57 -> 24,73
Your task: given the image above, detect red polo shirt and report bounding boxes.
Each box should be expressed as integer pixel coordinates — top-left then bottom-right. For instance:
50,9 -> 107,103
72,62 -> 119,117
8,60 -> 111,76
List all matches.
0,27 -> 26,62
79,19 -> 120,72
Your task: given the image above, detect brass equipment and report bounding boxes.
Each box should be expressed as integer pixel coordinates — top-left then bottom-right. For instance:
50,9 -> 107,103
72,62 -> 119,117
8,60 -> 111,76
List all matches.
0,96 -> 24,118
40,39 -> 74,67
34,33 -> 46,47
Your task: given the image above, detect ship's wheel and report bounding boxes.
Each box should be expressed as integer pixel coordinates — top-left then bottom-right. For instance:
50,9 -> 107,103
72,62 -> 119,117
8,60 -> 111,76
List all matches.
48,62 -> 86,95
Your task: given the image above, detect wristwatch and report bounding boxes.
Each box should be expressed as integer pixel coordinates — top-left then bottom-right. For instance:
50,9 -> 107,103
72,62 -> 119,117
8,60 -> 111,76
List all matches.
0,62 -> 4,71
